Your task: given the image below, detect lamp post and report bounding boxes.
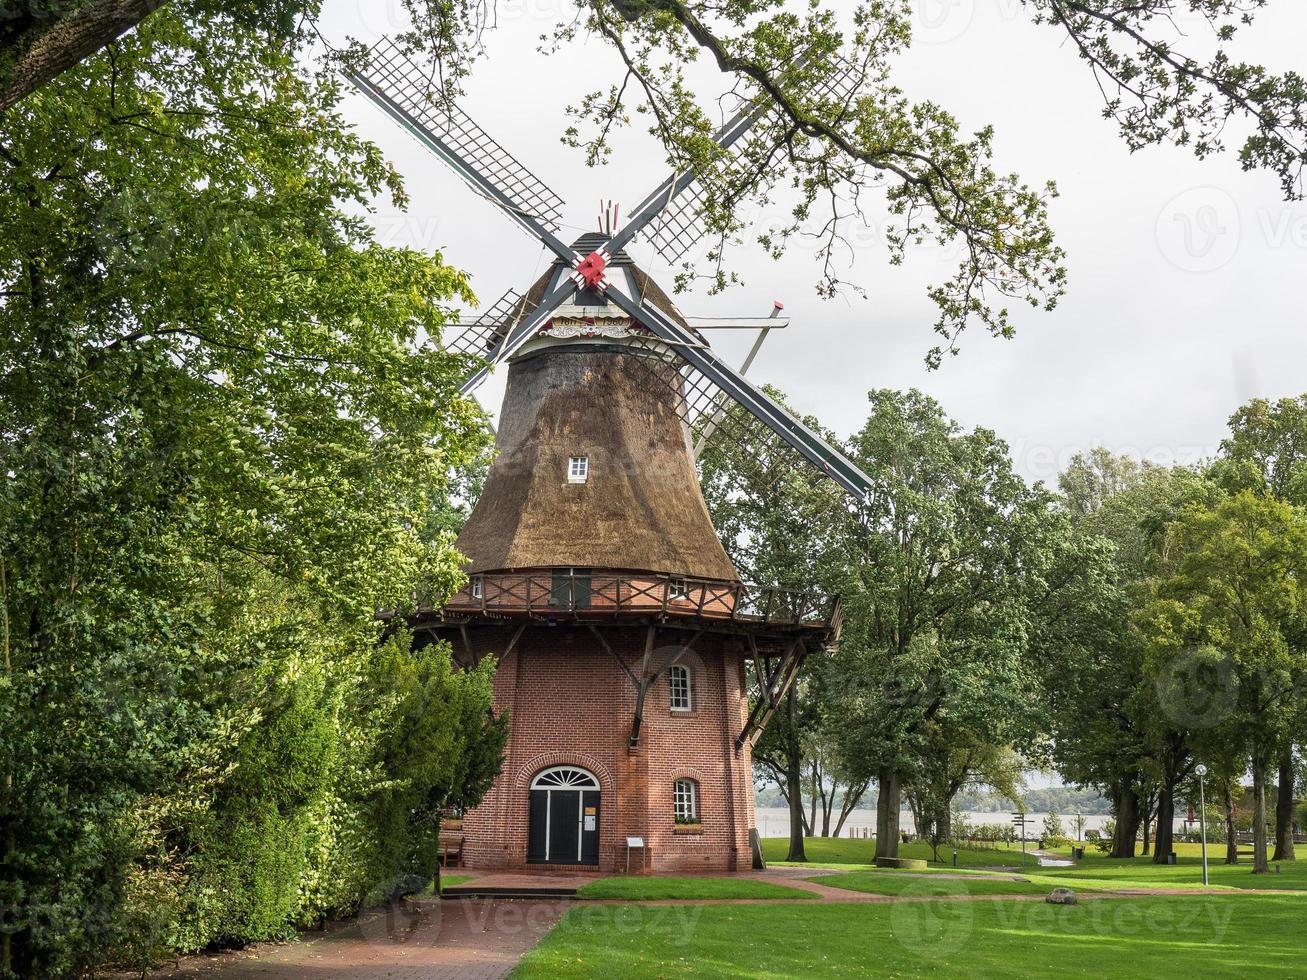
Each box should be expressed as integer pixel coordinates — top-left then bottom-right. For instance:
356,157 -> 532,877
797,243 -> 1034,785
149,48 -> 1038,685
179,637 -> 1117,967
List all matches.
1196,764 -> 1209,887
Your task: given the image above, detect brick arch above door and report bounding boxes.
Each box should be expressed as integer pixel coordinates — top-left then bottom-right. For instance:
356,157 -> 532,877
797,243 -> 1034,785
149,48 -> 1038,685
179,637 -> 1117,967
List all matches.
513,751 -> 613,793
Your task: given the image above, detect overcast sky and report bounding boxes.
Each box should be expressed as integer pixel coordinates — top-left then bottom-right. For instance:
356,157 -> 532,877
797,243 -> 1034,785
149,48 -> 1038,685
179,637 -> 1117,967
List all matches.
319,0 -> 1307,487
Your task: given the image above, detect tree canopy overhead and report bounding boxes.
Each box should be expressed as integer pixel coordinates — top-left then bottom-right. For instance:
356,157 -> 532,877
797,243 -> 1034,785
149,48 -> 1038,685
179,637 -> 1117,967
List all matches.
3,1 -> 1305,364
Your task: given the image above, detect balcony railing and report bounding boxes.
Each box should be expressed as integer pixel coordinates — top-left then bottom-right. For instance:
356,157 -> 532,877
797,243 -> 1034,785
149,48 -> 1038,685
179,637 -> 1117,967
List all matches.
439,569 -> 840,631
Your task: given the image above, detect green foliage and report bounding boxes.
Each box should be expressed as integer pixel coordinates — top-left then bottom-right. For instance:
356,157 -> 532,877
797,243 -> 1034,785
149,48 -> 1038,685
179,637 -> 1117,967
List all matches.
829,391 -> 1063,830
1041,811 -> 1067,847
0,6 -> 502,975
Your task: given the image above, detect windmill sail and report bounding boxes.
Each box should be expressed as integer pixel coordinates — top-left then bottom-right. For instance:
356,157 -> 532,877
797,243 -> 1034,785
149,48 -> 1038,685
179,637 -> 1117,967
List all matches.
345,37 -> 566,233
644,55 -> 865,265
441,287 -> 528,361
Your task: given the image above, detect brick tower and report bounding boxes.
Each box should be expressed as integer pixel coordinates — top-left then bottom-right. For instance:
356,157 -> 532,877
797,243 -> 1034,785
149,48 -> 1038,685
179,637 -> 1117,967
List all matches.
412,240 -> 840,874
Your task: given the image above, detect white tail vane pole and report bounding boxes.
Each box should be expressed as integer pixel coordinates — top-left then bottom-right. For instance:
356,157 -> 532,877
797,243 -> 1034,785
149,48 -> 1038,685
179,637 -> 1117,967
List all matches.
693,300 -> 784,459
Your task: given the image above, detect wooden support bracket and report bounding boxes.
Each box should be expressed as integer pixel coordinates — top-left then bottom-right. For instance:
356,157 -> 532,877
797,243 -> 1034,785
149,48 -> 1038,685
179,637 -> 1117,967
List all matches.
736,638 -> 806,755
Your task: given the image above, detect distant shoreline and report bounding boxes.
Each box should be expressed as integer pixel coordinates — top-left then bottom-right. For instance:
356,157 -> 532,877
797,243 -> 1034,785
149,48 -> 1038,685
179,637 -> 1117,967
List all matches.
753,806 -> 1188,837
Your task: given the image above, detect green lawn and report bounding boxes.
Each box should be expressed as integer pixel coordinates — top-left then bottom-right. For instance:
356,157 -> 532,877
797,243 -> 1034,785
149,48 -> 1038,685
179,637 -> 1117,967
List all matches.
437,874 -> 473,893
1038,846 -> 1307,892
763,836 -> 1039,869
577,876 -> 817,901
512,895 -> 1307,978
810,872 -> 1052,897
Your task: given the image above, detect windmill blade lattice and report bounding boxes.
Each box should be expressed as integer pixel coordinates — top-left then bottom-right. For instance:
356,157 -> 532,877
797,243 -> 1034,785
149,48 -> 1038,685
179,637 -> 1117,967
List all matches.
441,287 -> 527,361
646,56 -> 865,265
349,37 -> 565,231
621,338 -> 852,506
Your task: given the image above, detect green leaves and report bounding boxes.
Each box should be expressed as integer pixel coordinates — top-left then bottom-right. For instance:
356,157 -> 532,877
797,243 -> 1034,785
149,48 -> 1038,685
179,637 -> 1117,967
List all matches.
0,5 -> 497,973
1029,1 -> 1306,200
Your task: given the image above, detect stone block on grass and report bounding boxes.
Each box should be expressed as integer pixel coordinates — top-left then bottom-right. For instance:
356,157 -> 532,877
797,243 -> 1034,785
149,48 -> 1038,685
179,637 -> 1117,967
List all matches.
874,857 -> 928,870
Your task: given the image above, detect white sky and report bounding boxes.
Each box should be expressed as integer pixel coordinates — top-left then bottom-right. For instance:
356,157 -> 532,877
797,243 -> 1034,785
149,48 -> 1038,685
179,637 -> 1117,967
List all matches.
319,0 -> 1307,487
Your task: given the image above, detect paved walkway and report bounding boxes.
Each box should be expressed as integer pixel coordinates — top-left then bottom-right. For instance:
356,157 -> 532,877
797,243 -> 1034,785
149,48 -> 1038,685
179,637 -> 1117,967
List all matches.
132,868 -> 1258,978
138,898 -> 565,980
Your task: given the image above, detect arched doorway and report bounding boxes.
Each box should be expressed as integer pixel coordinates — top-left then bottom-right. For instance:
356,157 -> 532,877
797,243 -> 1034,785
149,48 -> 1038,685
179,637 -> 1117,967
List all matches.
528,766 -> 600,865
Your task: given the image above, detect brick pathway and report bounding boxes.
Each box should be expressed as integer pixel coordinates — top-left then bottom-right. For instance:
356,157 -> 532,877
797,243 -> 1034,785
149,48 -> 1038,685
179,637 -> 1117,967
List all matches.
140,898 -> 566,980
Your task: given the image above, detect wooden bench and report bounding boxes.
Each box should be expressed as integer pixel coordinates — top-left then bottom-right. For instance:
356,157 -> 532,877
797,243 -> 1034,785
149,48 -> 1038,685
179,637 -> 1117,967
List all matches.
439,820 -> 465,868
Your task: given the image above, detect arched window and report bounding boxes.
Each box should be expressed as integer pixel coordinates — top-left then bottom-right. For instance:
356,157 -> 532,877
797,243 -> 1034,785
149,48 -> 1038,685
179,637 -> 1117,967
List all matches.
669,664 -> 692,711
531,766 -> 600,789
673,779 -> 699,822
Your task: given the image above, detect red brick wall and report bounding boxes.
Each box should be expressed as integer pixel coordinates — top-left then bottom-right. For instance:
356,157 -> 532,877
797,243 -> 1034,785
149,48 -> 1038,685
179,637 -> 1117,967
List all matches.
460,624 -> 755,874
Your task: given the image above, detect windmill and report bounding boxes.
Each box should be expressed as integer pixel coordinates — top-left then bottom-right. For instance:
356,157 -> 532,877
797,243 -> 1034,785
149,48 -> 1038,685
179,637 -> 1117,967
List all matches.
349,37 -> 869,875
345,37 -> 874,503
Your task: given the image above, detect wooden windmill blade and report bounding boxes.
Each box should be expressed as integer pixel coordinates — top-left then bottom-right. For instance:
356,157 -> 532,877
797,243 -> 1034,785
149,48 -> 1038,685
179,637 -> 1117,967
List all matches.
602,282 -> 873,504
624,53 -> 867,266
344,37 -> 571,254
441,287 -> 528,360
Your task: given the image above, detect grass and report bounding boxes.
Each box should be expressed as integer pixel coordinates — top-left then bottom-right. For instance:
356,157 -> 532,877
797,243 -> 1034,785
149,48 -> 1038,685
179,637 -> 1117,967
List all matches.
512,894 -> 1307,978
437,874 -> 473,894
762,836 -> 1040,869
576,876 -> 817,901
1037,844 -> 1307,892
810,872 -> 1053,897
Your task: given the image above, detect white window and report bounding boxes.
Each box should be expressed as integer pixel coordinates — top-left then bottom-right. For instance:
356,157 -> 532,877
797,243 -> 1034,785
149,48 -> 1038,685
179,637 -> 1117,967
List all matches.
674,779 -> 698,822
669,664 -> 692,711
568,456 -> 589,483
669,577 -> 689,602
470,576 -> 484,599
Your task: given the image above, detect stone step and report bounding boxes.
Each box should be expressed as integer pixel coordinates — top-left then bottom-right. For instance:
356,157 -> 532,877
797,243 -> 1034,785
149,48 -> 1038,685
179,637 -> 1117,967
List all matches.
441,884 -> 578,899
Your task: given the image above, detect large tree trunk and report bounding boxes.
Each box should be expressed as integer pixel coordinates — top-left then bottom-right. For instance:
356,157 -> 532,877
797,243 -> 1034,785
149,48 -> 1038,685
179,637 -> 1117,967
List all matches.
875,768 -> 901,860
1224,783 -> 1239,865
1252,750 -> 1270,874
937,805 -> 952,845
0,0 -> 166,113
1110,781 -> 1141,858
1152,783 -> 1176,864
1141,806 -> 1152,856
1273,749 -> 1296,862
784,691 -> 807,861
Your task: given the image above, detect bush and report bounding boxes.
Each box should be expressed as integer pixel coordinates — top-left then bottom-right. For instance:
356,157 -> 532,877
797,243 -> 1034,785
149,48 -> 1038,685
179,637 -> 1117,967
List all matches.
1093,819 -> 1117,853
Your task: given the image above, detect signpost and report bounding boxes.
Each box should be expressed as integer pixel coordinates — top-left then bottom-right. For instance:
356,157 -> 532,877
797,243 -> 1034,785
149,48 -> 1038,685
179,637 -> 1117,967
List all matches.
1012,812 -> 1029,858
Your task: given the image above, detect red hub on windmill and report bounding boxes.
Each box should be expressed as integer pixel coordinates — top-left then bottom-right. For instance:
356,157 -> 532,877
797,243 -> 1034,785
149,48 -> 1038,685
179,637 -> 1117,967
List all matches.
574,250 -> 609,290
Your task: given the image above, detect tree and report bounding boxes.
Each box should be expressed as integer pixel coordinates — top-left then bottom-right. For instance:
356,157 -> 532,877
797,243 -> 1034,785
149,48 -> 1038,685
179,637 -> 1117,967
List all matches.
1216,395 -> 1307,862
906,735 -> 1024,860
1138,492 -> 1307,873
700,389 -> 851,861
0,6 -> 499,973
5,3 -> 1306,363
1039,452 -> 1217,859
831,390 -> 1059,861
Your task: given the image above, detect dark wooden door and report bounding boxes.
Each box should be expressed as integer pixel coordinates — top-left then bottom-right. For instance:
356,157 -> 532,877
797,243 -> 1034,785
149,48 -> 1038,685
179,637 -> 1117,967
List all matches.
527,790 -> 548,863
548,790 -> 582,863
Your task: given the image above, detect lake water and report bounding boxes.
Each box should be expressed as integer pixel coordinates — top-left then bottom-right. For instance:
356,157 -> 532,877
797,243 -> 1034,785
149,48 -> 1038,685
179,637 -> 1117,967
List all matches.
754,807 -> 1185,839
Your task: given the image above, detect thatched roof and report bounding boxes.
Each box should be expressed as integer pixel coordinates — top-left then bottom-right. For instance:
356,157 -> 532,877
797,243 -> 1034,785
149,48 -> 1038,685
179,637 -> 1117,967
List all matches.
454,247 -> 738,583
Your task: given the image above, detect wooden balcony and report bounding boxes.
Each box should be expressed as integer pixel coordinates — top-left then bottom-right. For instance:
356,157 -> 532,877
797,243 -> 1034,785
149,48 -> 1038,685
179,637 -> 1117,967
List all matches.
435,569 -> 841,635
